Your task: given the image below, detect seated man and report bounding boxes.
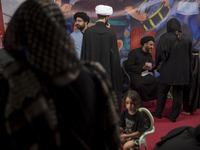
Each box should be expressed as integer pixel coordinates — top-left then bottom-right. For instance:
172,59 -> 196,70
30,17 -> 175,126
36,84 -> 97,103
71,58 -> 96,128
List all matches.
126,36 -> 157,102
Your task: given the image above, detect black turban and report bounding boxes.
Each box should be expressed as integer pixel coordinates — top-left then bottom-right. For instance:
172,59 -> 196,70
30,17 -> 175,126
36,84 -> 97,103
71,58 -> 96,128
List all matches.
74,12 -> 90,23
140,36 -> 155,45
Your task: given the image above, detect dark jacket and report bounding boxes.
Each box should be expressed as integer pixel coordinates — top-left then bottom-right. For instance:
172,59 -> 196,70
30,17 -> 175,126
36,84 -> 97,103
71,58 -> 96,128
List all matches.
155,18 -> 193,85
81,22 -> 122,94
154,125 -> 200,150
127,48 -> 154,76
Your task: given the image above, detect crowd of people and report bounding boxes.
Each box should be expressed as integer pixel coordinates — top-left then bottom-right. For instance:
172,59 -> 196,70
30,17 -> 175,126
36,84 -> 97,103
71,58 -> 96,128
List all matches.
0,0 -> 199,150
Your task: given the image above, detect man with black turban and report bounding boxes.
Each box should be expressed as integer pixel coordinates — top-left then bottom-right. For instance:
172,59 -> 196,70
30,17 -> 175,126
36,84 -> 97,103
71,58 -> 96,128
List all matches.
140,36 -> 155,46
70,12 -> 90,59
126,36 -> 158,102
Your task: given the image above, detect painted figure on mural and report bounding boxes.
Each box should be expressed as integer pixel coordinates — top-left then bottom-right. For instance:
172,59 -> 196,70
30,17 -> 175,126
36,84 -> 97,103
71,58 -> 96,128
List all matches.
121,0 -> 171,61
175,0 -> 200,49
154,0 -> 200,48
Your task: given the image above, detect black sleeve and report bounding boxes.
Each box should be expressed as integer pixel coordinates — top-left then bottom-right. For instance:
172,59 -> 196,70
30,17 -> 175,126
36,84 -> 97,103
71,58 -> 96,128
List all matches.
0,78 -> 13,149
137,112 -> 145,133
119,110 -> 126,128
127,50 -> 144,74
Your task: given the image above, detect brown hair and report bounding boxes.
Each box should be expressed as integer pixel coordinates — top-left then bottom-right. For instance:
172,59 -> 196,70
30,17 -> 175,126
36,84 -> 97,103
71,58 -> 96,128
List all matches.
123,90 -> 142,111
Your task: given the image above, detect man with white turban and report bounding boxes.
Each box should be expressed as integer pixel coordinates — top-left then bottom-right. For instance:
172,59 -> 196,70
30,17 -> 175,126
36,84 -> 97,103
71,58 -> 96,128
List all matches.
81,4 -> 123,114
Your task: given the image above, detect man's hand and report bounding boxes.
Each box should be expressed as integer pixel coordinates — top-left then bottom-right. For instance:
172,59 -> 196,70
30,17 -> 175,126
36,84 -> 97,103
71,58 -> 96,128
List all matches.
143,62 -> 152,70
106,23 -> 111,28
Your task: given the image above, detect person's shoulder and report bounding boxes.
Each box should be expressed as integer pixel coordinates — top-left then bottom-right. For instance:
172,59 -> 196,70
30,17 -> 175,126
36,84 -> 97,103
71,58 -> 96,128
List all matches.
129,48 -> 140,55
157,33 -> 170,45
84,26 -> 95,35
137,111 -> 143,116
160,33 -> 169,39
134,111 -> 144,119
70,29 -> 81,35
181,33 -> 193,42
86,25 -> 97,31
120,109 -> 128,116
106,27 -> 116,35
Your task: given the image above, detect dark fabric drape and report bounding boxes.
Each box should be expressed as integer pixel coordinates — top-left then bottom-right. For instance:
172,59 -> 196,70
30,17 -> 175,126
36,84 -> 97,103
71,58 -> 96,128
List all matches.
126,48 -> 158,102
183,50 -> 200,112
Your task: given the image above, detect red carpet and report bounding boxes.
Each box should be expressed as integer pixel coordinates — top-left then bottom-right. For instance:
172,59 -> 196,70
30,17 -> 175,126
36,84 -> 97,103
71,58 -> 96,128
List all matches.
121,99 -> 200,150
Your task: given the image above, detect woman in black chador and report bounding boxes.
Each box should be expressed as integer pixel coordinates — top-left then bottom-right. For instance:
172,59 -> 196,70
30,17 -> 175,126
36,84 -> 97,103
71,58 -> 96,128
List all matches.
152,18 -> 193,122
0,0 -> 120,149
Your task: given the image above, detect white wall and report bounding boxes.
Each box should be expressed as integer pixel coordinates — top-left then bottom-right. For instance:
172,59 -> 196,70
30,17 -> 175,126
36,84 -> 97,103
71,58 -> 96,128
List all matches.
1,0 -> 26,23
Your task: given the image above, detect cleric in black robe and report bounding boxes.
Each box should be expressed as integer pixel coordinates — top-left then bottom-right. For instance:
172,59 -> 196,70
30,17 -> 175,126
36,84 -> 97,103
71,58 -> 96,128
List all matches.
126,36 -> 158,102
81,4 -> 123,111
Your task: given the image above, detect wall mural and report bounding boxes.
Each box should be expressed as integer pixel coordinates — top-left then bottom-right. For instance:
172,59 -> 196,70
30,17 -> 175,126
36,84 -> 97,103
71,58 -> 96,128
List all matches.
55,0 -> 200,62
0,1 -> 4,49
1,0 -> 200,62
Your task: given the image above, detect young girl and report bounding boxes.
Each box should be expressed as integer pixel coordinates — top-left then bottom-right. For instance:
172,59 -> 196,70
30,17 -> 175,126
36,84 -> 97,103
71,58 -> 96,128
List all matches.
120,90 -> 145,150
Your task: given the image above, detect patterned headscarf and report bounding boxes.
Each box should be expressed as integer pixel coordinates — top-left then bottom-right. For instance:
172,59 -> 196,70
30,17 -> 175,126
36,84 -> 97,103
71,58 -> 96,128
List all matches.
3,0 -> 80,145
2,1 -> 120,149
3,0 -> 80,84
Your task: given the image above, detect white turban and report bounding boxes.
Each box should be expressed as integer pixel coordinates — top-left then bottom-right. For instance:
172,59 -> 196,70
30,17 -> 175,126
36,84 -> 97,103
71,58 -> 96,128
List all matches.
95,5 -> 113,16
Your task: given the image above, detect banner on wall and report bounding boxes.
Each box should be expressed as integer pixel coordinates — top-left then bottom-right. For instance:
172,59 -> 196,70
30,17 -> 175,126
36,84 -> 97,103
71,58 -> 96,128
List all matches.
0,1 -> 4,49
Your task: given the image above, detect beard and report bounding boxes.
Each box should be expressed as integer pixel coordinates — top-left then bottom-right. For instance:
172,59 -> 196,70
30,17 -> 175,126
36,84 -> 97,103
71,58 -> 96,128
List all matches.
147,49 -> 152,53
77,25 -> 85,31
146,47 -> 152,53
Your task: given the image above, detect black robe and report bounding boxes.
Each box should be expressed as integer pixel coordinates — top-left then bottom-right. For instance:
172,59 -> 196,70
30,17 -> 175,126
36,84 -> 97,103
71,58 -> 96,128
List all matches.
0,63 -> 120,150
126,48 -> 157,102
154,125 -> 200,150
155,31 -> 193,85
81,22 -> 123,104
183,50 -> 200,112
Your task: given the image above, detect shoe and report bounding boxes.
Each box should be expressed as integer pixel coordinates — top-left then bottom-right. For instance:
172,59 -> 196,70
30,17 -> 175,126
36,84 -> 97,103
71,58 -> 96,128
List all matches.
181,111 -> 191,115
165,115 -> 176,122
151,112 -> 162,119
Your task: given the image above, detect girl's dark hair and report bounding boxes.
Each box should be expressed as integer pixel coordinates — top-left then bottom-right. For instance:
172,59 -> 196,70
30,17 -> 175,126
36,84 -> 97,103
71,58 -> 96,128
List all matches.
123,90 -> 142,110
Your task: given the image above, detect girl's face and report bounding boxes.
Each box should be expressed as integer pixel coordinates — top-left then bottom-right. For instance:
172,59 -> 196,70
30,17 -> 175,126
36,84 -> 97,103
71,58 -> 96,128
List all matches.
125,97 -> 136,114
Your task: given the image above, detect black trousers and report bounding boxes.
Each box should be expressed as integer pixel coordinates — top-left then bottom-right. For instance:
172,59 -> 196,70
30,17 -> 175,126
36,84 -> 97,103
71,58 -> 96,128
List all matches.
155,83 -> 184,120
183,85 -> 193,113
